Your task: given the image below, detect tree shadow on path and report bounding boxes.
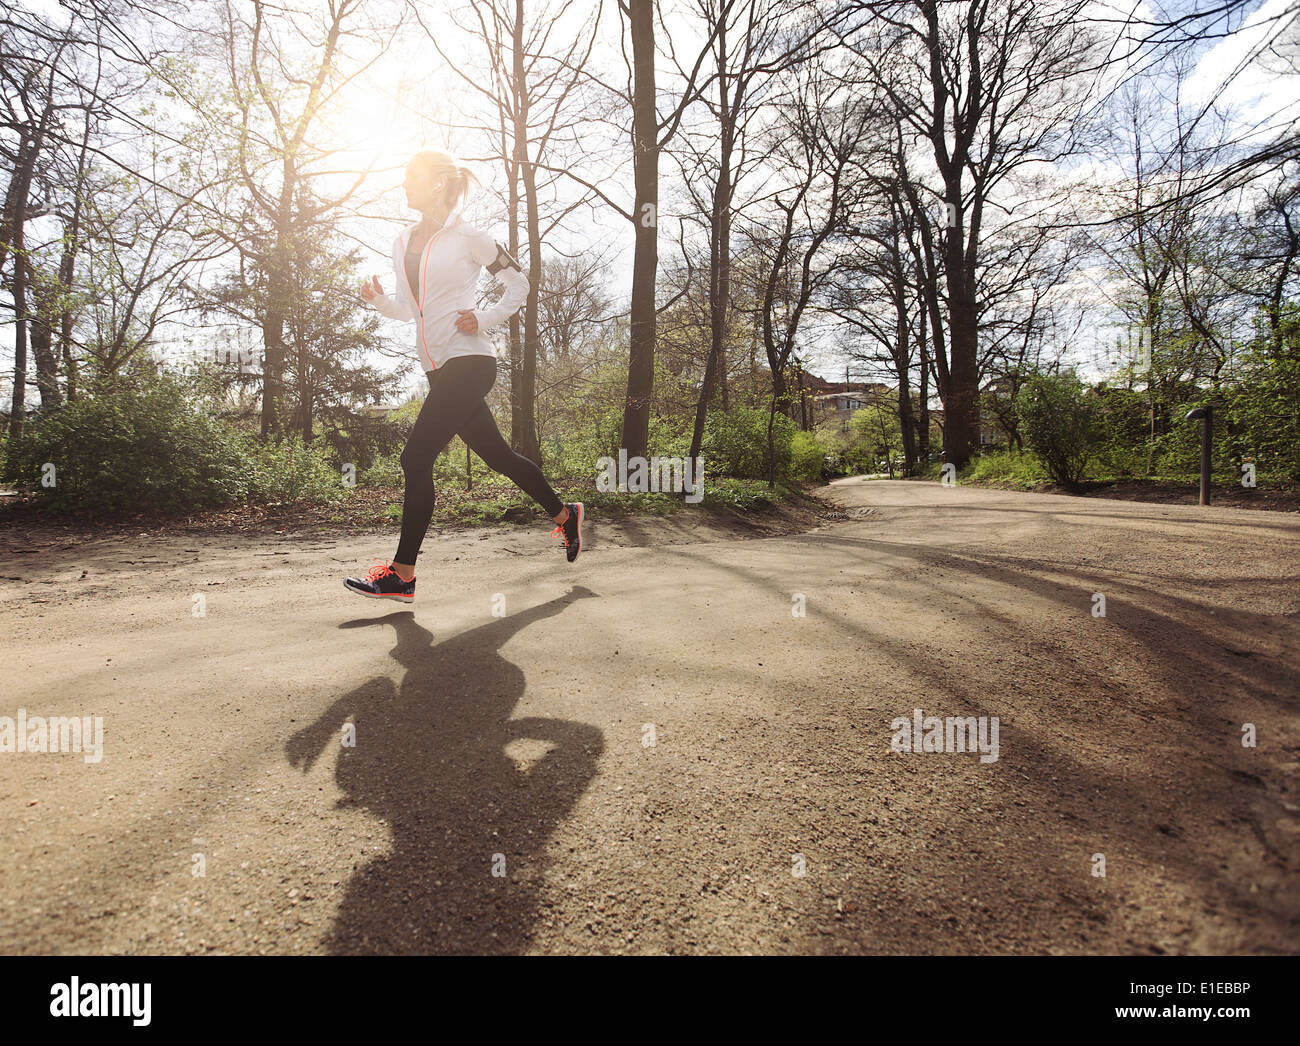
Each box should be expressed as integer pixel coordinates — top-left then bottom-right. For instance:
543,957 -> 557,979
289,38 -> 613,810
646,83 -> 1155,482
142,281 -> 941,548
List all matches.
287,585 -> 602,954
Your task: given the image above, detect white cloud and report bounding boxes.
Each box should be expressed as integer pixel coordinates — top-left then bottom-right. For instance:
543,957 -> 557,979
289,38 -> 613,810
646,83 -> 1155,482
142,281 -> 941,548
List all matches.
1186,0 -> 1300,136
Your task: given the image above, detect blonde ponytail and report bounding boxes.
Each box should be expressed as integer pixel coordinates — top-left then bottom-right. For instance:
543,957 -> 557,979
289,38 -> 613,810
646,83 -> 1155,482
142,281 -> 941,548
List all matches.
452,165 -> 481,211
409,150 -> 482,213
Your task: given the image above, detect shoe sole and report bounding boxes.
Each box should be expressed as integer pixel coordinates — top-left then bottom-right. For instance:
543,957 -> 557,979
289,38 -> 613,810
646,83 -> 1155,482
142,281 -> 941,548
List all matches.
344,580 -> 414,601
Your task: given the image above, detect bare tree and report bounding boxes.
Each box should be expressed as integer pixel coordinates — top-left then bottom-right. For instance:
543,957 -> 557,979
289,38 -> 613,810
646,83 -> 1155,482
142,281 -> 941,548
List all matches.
568,0 -> 733,461
413,0 -> 604,465
670,0 -> 827,470
826,190 -> 923,471
839,0 -> 1103,467
1,3 -> 76,437
748,61 -> 874,486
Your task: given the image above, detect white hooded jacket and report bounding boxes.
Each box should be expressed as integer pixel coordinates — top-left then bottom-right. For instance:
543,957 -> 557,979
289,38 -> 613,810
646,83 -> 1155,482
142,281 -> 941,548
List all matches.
368,212 -> 530,373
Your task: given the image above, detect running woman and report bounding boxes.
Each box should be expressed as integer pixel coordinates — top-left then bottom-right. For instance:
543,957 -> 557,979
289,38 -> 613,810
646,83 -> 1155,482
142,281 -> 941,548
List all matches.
344,149 -> 582,601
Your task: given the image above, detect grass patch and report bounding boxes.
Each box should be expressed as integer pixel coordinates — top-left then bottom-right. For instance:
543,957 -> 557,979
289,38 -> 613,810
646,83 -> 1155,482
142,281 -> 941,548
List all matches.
963,450 -> 1049,490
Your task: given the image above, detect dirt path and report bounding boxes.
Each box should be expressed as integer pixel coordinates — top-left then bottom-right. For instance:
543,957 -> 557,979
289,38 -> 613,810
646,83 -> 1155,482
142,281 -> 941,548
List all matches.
1,479 -> 1297,954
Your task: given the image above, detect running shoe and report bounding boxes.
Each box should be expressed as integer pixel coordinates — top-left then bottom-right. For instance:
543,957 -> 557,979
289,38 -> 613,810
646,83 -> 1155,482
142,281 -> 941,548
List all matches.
344,562 -> 416,601
552,502 -> 583,563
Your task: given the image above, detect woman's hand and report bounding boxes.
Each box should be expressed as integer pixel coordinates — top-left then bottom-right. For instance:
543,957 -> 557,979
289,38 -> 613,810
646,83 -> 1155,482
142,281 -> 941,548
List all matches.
361,275 -> 382,302
455,309 -> 478,334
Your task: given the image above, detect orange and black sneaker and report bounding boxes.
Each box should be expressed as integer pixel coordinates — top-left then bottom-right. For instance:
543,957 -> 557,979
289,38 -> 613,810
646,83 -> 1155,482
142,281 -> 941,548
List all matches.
344,562 -> 416,601
552,502 -> 583,563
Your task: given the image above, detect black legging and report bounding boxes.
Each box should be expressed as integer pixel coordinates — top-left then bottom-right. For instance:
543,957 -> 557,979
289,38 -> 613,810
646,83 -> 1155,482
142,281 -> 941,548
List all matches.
395,354 -> 564,566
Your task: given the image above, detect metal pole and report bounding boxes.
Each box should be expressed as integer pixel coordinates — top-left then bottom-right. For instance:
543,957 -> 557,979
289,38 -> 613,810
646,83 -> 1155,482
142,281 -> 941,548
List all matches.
1199,405 -> 1212,506
1184,405 -> 1212,506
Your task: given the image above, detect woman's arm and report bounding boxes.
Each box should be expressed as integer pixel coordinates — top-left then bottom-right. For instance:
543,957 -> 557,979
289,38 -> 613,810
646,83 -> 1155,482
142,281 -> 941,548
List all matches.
361,242 -> 415,321
467,231 -> 529,333
370,289 -> 415,322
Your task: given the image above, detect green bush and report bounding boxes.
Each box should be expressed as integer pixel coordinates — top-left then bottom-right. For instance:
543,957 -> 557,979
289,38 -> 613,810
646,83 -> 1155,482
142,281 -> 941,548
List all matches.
434,436 -> 515,491
360,452 -> 404,488
538,400 -> 799,484
360,441 -> 520,492
541,404 -> 624,481
703,405 -> 794,479
1152,401 -> 1239,478
966,449 -> 1048,485
1225,348 -> 1300,480
247,435 -> 347,503
1094,438 -> 1149,479
788,430 -> 828,481
1092,387 -> 1151,478
1015,372 -> 1105,489
847,404 -> 905,475
324,412 -> 412,472
5,371 -> 255,514
700,477 -> 782,510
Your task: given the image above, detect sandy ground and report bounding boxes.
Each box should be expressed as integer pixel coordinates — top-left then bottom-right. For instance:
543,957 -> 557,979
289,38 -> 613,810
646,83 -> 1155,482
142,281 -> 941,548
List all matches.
0,479 -> 1296,955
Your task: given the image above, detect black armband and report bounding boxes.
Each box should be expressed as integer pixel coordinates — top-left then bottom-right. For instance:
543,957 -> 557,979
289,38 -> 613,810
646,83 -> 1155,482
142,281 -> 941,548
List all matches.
486,242 -> 521,275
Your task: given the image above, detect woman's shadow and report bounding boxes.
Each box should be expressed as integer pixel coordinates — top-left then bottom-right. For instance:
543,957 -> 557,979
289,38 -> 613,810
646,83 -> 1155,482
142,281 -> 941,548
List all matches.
287,585 -> 602,954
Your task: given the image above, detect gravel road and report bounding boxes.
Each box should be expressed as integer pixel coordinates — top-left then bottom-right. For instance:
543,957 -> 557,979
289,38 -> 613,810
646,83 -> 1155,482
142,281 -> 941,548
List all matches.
1,479 -> 1296,954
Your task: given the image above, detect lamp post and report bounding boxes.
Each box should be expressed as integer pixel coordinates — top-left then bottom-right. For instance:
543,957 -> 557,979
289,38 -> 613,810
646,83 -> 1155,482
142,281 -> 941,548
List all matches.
1184,405 -> 1212,506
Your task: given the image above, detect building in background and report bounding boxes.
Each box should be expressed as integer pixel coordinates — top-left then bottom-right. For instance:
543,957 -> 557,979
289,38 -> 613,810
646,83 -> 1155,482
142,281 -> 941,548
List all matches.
801,373 -> 892,431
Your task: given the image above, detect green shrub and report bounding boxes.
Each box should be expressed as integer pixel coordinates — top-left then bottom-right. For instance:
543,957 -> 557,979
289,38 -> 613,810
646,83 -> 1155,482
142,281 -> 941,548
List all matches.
700,477 -> 782,510
1015,372 -> 1105,489
966,449 -> 1048,485
1094,439 -> 1148,479
541,404 -> 624,481
5,371 -> 255,514
360,452 -> 404,488
847,404 -> 905,475
788,430 -> 828,481
654,421 -> 692,458
247,435 -> 346,503
430,436 -> 515,491
703,405 -> 794,479
1152,402 -> 1239,478
1092,387 -> 1151,478
1225,349 -> 1300,480
323,412 -> 412,472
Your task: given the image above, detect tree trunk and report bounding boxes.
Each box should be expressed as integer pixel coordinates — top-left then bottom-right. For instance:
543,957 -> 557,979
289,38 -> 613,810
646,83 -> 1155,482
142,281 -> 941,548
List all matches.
712,15 -> 732,417
27,258 -> 62,408
941,202 -> 978,468
57,214 -> 81,402
10,246 -> 30,439
297,341 -> 313,443
515,1 -> 542,465
59,104 -> 95,403
766,387 -> 780,490
917,310 -> 931,461
261,170 -> 295,440
687,178 -> 731,464
621,0 -> 658,461
897,364 -> 916,478
6,139 -> 37,443
945,303 -> 978,466
506,1 -> 527,458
